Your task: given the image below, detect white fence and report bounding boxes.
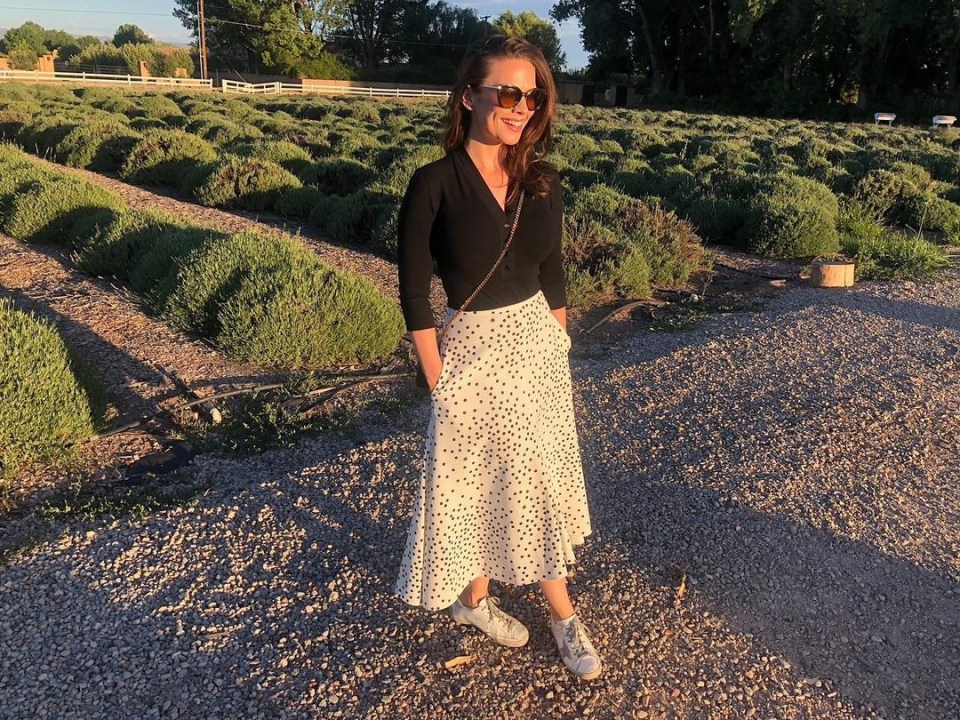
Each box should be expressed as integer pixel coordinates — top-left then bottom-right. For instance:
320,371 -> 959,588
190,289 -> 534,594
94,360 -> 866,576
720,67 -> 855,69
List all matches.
0,69 -> 214,90
221,79 -> 450,98
0,70 -> 447,99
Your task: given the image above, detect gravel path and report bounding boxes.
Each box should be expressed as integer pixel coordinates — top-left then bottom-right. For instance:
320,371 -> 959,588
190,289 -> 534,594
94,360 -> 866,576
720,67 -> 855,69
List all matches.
1,271 -> 958,719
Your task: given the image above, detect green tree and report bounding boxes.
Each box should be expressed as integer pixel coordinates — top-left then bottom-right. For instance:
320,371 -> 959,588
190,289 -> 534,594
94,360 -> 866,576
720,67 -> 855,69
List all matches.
113,24 -> 154,47
2,22 -> 47,55
173,0 -> 339,75
7,42 -> 39,70
493,10 -> 566,71
338,0 -> 407,71
395,0 -> 490,80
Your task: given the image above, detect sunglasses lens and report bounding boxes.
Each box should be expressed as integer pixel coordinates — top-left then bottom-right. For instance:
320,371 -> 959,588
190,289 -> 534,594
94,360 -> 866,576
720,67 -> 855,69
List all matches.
497,86 -> 524,109
526,89 -> 546,110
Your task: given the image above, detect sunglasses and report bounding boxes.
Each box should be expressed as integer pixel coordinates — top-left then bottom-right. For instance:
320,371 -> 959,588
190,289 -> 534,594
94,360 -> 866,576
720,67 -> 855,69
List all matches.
473,84 -> 547,111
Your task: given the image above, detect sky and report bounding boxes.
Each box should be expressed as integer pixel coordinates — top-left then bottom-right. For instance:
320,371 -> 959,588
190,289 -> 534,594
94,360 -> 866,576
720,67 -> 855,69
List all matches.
0,0 -> 589,69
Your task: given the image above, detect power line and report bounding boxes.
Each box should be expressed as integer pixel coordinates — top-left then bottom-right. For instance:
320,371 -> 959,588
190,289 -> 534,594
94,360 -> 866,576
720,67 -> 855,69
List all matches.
0,5 -> 175,17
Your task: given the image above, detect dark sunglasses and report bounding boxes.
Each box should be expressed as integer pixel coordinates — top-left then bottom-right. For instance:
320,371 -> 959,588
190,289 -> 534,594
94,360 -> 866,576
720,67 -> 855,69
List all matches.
473,84 -> 547,111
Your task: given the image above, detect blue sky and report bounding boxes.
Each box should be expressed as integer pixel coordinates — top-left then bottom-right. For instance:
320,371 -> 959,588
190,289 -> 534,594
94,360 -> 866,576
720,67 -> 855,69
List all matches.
0,1 -> 588,69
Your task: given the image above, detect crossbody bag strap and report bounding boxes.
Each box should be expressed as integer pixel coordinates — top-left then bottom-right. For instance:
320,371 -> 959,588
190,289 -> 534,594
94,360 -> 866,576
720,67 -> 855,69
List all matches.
439,192 -> 525,338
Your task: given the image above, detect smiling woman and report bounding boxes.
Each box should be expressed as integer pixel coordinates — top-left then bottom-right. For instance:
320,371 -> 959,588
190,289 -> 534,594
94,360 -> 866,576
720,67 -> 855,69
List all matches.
394,35 -> 603,681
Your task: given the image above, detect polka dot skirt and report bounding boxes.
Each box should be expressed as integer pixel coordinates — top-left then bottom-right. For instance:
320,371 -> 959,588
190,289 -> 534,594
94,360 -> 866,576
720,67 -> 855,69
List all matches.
395,291 -> 592,611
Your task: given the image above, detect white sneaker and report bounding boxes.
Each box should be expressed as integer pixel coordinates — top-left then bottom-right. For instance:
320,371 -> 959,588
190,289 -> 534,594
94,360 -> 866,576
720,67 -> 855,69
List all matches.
449,596 -> 529,647
550,613 -> 603,679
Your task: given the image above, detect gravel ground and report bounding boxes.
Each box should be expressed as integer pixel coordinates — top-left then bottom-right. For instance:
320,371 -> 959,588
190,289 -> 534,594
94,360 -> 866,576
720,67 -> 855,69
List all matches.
1,271 -> 958,719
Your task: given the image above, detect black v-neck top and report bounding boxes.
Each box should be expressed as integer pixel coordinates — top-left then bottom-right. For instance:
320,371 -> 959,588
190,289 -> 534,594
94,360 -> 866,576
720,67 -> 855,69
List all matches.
397,147 -> 566,331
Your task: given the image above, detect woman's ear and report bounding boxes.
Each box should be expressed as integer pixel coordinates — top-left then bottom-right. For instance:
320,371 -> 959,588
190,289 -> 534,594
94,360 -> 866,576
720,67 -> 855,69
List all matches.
461,88 -> 474,112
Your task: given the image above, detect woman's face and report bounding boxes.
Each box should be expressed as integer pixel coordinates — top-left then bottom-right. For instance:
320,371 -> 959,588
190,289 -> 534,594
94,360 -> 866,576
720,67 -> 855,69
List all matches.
463,57 -> 538,148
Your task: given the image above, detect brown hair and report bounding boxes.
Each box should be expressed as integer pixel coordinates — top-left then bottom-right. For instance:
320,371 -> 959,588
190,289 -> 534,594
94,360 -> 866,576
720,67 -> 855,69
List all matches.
443,35 -> 557,203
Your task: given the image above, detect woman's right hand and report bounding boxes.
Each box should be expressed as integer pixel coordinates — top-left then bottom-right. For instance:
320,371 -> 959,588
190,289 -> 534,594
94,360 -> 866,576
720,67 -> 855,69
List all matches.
426,364 -> 443,393
409,328 -> 444,393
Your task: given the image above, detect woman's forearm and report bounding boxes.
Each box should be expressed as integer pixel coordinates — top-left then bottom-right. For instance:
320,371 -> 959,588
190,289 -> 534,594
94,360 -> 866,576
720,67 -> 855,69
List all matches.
410,327 -> 443,388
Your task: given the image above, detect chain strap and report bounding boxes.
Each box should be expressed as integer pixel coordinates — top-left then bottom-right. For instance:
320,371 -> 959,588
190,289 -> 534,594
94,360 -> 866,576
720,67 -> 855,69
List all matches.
438,192 -> 525,340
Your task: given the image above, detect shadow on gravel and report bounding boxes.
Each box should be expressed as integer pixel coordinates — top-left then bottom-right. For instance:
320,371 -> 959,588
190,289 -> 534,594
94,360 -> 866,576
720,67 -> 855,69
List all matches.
593,473 -> 960,719
814,291 -> 960,335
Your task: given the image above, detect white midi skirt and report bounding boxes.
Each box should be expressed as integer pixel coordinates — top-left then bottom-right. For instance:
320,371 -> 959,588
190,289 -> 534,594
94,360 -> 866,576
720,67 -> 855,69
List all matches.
395,291 -> 592,611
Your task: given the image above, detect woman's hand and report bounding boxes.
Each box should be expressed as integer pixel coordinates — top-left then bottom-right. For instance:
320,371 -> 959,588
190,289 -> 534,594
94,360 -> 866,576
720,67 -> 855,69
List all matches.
410,328 -> 444,392
427,363 -> 443,392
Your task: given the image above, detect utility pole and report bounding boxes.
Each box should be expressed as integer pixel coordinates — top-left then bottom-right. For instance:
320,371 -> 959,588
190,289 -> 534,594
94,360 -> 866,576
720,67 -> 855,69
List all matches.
198,0 -> 209,80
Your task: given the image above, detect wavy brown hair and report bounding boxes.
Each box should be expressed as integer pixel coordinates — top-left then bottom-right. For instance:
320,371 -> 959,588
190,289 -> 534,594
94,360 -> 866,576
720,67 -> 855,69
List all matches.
443,35 -> 557,203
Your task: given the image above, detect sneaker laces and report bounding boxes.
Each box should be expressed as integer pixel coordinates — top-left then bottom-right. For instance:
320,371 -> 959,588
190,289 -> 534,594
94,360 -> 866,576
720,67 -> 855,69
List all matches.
562,617 -> 591,658
484,597 -> 513,630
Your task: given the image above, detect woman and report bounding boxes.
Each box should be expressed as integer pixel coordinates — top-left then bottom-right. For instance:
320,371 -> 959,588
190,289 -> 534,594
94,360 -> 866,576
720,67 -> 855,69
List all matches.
395,35 -> 600,680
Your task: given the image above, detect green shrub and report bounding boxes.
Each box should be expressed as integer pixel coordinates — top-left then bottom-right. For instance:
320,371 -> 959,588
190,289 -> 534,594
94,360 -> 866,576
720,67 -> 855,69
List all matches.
214,239 -> 405,368
551,133 -> 600,166
166,231 -> 404,367
854,169 -> 908,221
56,118 -> 142,171
231,140 -> 312,175
370,202 -> 402,258
121,129 -> 217,186
374,145 -> 445,198
195,157 -> 302,211
186,112 -> 263,145
311,190 -> 394,246
922,197 -> 960,244
178,162 -> 217,195
841,231 -> 949,280
298,157 -> 376,196
563,185 -> 706,305
738,174 -> 839,257
1,172 -> 125,244
128,227 -> 213,310
0,299 -> 97,478
75,209 -> 193,280
81,89 -> 138,115
890,161 -> 934,193
129,117 -> 169,132
0,110 -> 31,142
163,231 -> 305,337
335,101 -> 382,125
684,196 -> 749,243
134,93 -> 184,122
17,116 -> 82,157
275,186 -> 324,217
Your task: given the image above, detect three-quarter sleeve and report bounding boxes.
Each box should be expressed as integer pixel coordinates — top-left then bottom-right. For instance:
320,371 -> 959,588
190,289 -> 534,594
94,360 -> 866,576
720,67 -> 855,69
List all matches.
398,167 -> 441,331
539,172 -> 567,310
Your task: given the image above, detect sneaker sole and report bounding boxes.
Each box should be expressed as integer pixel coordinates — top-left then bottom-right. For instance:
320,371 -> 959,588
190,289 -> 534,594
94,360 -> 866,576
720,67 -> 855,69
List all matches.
576,662 -> 603,680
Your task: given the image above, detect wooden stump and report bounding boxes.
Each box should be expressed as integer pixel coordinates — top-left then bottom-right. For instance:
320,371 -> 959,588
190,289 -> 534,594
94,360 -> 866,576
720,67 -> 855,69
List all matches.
809,260 -> 855,288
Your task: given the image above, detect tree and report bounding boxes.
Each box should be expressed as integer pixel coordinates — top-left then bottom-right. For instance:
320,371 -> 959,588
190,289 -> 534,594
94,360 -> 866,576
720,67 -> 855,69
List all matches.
395,0 -> 490,79
112,24 -> 154,47
7,42 -> 38,70
493,11 -> 566,72
172,0 -> 337,74
337,0 -> 408,71
2,22 -> 47,55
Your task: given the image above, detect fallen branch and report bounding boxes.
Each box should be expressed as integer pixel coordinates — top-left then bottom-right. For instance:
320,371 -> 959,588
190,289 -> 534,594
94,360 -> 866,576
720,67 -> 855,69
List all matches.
92,372 -> 410,439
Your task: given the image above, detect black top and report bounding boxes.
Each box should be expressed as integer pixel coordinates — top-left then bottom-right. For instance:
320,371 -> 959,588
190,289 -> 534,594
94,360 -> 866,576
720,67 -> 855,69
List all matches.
397,146 -> 566,331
